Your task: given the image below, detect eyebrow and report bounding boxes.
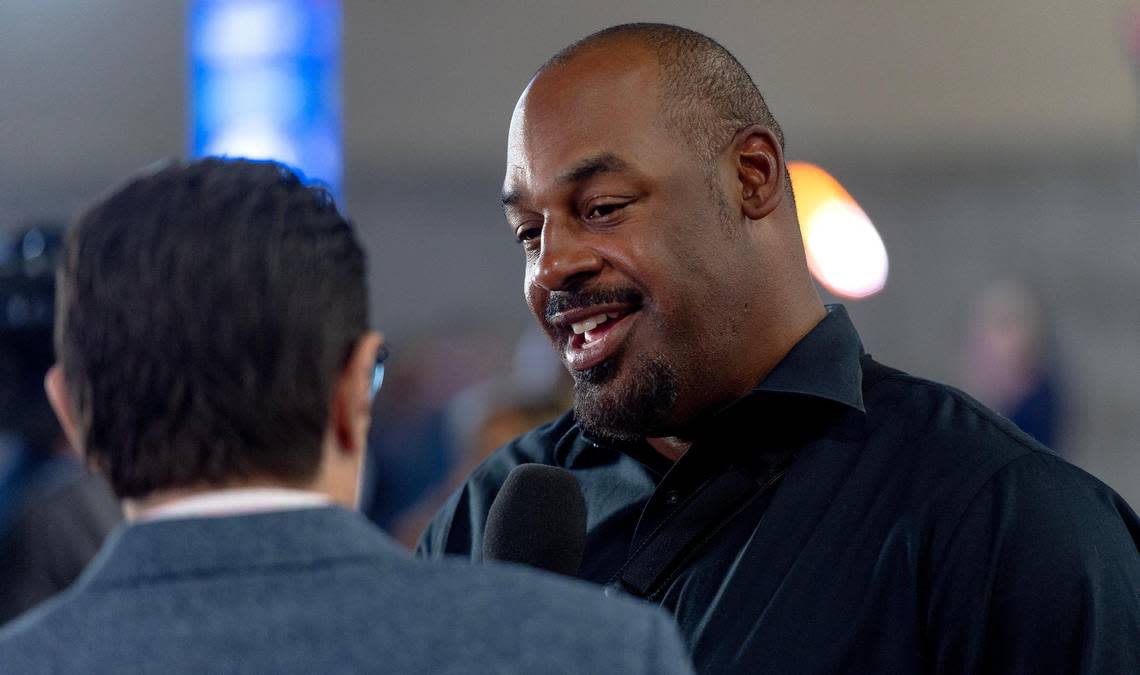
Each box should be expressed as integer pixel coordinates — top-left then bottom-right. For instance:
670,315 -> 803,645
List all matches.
501,153 -> 633,209
557,153 -> 632,185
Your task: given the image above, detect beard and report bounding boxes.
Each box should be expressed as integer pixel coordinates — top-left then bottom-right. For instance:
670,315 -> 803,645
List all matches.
543,287 -> 681,444
571,348 -> 679,444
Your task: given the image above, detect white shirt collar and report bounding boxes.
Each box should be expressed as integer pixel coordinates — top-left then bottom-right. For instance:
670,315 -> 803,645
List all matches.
137,487 -> 332,522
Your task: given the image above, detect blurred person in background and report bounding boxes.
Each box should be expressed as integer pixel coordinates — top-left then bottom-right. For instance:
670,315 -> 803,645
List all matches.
0,225 -> 120,625
420,23 -> 1140,674
0,158 -> 693,674
359,331 -> 505,531
964,279 -> 1066,450
389,326 -> 571,546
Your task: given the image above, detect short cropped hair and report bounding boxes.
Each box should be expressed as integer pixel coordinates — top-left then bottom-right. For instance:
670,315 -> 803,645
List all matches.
56,158 -> 369,498
546,23 -> 786,163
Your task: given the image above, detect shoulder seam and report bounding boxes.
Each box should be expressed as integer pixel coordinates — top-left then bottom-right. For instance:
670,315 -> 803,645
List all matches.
872,372 -> 1046,457
932,451 -> 1059,566
868,372 -> 1061,564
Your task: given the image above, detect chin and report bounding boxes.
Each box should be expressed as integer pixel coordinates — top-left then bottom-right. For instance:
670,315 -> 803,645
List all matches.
572,352 -> 678,443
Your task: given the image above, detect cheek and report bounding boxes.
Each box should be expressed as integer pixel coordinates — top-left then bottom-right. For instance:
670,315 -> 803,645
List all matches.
645,252 -> 736,337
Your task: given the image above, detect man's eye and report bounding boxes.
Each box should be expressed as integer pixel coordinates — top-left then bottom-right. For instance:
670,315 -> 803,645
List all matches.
516,226 -> 541,243
585,202 -> 627,220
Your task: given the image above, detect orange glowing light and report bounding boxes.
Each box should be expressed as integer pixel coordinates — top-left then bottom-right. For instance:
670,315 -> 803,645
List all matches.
788,161 -> 888,299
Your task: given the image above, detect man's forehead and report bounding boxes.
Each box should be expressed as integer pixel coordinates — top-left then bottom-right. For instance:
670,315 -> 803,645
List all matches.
504,49 -> 661,198
515,48 -> 659,127
503,152 -> 636,207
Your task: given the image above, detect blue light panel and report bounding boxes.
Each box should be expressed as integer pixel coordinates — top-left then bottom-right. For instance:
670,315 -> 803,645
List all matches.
190,0 -> 342,195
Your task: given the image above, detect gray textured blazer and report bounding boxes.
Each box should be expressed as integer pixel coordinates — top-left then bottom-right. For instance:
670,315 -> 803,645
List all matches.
0,507 -> 692,674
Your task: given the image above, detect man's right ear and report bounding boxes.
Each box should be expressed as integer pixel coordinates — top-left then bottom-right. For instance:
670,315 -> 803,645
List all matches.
45,364 -> 83,454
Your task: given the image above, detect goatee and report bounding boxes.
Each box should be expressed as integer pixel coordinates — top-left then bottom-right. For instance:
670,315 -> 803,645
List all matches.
572,351 -> 678,444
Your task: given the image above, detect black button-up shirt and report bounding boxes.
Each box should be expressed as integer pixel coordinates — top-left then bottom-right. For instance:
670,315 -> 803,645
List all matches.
420,306 -> 1140,674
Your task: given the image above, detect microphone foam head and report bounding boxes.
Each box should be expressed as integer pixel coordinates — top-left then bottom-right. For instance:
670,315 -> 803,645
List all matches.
482,464 -> 587,577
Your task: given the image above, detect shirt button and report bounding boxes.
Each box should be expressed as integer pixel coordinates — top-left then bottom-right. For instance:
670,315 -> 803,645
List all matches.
664,490 -> 681,506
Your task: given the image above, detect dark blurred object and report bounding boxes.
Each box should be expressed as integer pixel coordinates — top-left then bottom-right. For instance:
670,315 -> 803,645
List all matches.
0,224 -> 121,625
964,280 -> 1066,450
0,437 -> 122,623
0,226 -> 61,454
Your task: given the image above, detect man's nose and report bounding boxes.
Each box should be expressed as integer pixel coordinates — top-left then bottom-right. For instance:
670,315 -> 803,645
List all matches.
532,218 -> 603,292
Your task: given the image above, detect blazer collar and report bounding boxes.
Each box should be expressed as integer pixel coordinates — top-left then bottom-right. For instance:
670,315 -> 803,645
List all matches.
77,506 -> 405,589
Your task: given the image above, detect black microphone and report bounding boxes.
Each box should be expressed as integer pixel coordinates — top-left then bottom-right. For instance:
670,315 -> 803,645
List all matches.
483,464 -> 587,577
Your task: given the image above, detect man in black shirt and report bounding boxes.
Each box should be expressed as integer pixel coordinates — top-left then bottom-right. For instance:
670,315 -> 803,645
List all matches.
419,23 -> 1140,673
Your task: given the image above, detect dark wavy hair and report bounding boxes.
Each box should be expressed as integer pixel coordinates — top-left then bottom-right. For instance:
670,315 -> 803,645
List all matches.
56,158 -> 369,498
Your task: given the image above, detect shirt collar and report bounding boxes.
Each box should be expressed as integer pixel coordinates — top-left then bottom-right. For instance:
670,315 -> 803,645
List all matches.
135,487 -> 332,522
748,304 -> 865,412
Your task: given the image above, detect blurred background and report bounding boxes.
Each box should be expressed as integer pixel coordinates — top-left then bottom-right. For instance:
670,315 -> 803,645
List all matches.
1,0 -> 1137,552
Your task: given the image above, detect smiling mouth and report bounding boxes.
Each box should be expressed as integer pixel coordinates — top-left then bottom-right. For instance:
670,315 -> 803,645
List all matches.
570,310 -> 625,344
561,307 -> 640,372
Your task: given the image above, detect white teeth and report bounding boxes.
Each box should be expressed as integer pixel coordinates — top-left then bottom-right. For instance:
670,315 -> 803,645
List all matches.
570,313 -> 611,336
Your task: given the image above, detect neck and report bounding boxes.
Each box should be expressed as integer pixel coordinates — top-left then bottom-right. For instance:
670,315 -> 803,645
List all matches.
743,294 -> 827,390
647,292 -> 827,460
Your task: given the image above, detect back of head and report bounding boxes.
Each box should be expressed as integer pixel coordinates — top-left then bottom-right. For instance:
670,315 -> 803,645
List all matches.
56,158 -> 368,498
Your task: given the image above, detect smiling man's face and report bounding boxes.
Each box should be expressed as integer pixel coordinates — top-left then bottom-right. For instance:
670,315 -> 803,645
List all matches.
501,44 -> 758,443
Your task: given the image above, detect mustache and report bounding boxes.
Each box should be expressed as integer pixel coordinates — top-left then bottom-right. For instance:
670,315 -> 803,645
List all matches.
544,287 -> 643,323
